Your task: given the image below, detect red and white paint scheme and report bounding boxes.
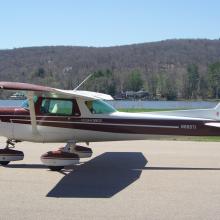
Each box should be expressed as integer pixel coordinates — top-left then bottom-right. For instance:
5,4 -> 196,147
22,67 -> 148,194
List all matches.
0,81 -> 220,171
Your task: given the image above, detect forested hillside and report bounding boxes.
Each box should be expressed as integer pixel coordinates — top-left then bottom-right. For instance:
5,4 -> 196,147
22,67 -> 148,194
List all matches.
1,39 -> 220,99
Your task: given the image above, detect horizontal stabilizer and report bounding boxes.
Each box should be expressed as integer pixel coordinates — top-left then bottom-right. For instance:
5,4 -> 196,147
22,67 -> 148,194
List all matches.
205,122 -> 220,128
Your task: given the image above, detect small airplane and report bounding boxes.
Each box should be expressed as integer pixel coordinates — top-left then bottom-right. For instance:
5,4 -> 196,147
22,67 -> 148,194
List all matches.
0,81 -> 220,171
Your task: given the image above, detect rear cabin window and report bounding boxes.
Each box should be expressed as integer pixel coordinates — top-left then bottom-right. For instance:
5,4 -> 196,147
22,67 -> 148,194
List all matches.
40,98 -> 80,116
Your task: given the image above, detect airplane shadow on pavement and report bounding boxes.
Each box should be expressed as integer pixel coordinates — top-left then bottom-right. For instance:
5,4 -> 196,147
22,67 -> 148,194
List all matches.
47,152 -> 147,198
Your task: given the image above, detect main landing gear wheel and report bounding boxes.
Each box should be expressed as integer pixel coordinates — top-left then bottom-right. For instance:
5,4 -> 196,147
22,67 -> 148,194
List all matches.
41,150 -> 80,171
0,139 -> 24,166
40,141 -> 93,171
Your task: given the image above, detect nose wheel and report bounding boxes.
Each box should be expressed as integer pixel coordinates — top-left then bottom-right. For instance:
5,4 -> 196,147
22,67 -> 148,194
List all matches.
0,139 -> 93,171
0,139 -> 24,166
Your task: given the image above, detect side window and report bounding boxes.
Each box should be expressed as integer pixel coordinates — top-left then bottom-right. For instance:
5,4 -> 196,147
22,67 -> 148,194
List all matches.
40,98 -> 80,116
85,100 -> 116,114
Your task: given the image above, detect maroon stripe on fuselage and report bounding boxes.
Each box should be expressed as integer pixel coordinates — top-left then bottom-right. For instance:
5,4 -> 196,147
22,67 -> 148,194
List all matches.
1,107 -> 220,136
0,107 -> 15,122
39,120 -> 220,136
5,115 -> 220,136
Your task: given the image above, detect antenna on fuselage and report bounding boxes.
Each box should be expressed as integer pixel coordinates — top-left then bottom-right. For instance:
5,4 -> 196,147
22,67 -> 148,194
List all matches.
73,73 -> 93,91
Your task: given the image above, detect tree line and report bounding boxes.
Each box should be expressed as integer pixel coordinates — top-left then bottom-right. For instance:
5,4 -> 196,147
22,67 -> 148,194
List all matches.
0,40 -> 220,100
82,62 -> 220,100
2,61 -> 218,100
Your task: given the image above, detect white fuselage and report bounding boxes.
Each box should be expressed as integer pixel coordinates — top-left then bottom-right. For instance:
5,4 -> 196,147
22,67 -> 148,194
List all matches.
0,98 -> 219,143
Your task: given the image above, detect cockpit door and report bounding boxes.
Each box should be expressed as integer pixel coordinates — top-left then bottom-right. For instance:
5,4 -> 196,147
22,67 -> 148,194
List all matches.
38,97 -> 81,142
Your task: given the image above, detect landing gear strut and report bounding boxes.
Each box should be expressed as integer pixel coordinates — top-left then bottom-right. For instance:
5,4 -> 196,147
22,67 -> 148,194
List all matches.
0,139 -> 24,166
41,140 -> 93,171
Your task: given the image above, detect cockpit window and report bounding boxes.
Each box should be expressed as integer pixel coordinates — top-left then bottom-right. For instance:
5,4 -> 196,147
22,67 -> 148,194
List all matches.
40,98 -> 80,116
21,96 -> 38,109
85,100 -> 116,114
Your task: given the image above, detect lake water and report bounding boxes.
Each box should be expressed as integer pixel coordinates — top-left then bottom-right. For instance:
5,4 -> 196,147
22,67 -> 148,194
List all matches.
0,100 -> 24,107
0,99 -> 218,109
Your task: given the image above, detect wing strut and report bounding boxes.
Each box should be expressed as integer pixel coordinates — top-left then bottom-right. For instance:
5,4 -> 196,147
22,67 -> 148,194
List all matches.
27,91 -> 38,135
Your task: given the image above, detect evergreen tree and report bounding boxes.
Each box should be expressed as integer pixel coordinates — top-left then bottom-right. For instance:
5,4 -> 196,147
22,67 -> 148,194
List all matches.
198,75 -> 209,98
85,69 -> 116,96
125,70 -> 143,91
35,67 -> 46,78
186,64 -> 199,99
208,62 -> 220,98
164,76 -> 177,100
148,73 -> 158,98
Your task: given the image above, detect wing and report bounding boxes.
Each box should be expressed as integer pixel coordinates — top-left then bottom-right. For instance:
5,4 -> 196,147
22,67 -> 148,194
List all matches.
0,81 -> 53,92
0,81 -> 113,136
0,81 -> 114,100
54,89 -> 114,100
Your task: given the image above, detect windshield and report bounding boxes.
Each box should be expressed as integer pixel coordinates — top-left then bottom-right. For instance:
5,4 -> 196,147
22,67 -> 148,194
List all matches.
85,100 -> 116,114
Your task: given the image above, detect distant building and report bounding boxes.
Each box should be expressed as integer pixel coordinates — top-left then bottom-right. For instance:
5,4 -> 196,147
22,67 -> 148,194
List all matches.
114,90 -> 149,100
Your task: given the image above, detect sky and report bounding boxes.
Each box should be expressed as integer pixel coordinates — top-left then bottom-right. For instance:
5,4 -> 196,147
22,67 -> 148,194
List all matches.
0,0 -> 219,49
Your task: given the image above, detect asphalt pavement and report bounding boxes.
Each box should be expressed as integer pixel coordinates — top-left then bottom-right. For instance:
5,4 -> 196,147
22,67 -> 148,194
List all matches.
1,137 -> 220,220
